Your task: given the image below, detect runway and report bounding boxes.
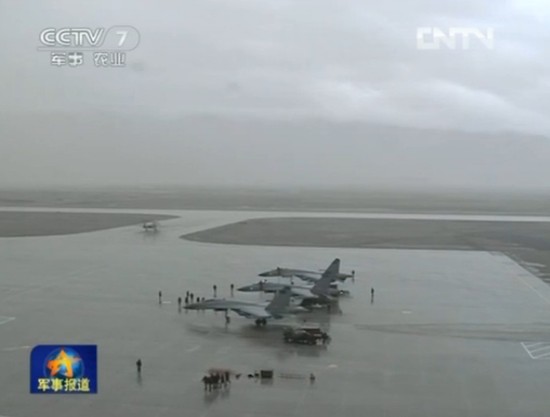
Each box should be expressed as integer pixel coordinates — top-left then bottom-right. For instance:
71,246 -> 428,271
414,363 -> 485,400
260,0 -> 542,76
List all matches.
1,209 -> 550,416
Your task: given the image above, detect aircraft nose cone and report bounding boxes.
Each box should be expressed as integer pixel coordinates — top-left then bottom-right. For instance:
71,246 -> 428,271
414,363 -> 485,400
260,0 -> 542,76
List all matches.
258,271 -> 270,277
237,285 -> 252,292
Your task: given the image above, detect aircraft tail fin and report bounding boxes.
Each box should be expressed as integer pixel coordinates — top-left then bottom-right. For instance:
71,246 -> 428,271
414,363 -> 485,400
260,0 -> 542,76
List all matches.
266,287 -> 292,314
312,258 -> 340,296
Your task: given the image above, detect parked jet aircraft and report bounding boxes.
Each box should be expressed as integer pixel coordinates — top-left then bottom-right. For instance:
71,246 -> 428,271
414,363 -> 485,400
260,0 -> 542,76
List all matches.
142,221 -> 158,232
238,281 -> 346,301
241,259 -> 343,303
184,288 -> 307,326
258,259 -> 354,283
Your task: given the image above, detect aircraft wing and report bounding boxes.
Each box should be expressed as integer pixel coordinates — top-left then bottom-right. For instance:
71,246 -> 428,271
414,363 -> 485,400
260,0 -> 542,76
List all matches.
294,273 -> 319,283
289,287 -> 314,299
230,305 -> 271,319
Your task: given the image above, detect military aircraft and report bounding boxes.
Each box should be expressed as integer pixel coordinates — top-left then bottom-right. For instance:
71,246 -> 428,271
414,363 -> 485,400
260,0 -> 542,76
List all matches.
142,221 -> 158,232
240,259 -> 344,303
258,260 -> 354,283
184,288 -> 307,326
238,281 -> 345,300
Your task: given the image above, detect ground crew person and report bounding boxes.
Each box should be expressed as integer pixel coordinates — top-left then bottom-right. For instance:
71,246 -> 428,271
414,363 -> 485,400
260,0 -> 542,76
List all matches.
158,291 -> 162,304
213,284 -> 217,297
136,358 -> 142,373
177,297 -> 182,308
230,283 -> 234,296
371,287 -> 375,302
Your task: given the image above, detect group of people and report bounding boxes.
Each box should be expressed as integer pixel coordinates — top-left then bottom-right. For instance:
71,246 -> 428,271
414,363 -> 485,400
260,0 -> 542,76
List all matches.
180,291 -> 207,306
202,371 -> 234,391
159,284 -> 237,310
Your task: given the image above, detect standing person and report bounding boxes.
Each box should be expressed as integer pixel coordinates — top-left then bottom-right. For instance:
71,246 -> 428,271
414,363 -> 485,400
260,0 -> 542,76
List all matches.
352,270 -> 355,283
136,358 -> 142,374
190,293 -> 194,303
158,291 -> 162,304
202,375 -> 208,391
371,287 -> 374,303
230,283 -> 234,297
177,297 -> 182,308
213,284 -> 217,298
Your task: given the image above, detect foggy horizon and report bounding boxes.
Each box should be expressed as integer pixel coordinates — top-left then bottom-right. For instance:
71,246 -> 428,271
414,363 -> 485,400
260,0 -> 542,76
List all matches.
1,0 -> 549,190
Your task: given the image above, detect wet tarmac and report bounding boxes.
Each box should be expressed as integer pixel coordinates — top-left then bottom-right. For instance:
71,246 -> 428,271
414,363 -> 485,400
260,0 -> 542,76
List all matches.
2,209 -> 550,416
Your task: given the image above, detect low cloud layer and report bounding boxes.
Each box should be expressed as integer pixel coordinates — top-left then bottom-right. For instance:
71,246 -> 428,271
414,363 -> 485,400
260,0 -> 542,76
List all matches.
1,0 -> 549,188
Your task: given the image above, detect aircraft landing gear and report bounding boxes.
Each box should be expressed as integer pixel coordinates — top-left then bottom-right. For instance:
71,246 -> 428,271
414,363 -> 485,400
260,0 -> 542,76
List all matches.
255,319 -> 267,327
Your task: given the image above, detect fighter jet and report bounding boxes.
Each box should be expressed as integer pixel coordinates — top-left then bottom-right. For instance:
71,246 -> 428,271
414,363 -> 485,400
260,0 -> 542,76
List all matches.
184,288 -> 306,326
238,281 -> 345,300
142,221 -> 158,232
241,259 -> 344,304
258,260 -> 354,283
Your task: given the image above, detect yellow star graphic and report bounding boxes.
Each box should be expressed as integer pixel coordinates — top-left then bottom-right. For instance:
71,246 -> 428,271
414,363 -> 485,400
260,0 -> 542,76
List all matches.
46,349 -> 80,378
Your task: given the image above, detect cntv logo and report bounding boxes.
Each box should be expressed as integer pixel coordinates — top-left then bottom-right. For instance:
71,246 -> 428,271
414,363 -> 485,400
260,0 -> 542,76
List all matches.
417,27 -> 495,50
30,345 -> 98,394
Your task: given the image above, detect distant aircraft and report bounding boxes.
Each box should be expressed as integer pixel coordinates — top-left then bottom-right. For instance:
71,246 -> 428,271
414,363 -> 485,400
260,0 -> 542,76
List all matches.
258,259 -> 354,283
241,259 -> 343,303
184,288 -> 307,326
142,221 -> 158,232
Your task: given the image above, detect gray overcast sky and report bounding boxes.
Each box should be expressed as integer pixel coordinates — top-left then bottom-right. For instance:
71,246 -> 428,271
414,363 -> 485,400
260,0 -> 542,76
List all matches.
0,0 -> 549,189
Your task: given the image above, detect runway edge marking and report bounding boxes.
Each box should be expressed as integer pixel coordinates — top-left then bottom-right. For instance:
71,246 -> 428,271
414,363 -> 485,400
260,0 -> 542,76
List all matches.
0,317 -> 15,326
512,269 -> 550,306
521,342 -> 537,359
520,342 -> 550,360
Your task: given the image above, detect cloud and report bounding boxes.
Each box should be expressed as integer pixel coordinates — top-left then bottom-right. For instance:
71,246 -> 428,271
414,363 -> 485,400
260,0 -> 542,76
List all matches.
0,0 -> 549,188
1,0 -> 548,132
